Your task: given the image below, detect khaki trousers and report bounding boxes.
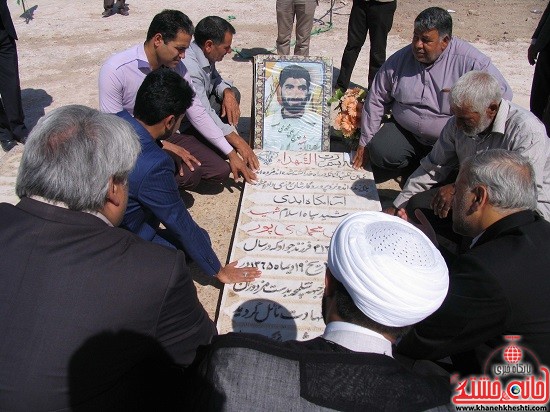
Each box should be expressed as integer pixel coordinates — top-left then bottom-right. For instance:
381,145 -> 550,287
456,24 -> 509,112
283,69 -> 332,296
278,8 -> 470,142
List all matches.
276,0 -> 317,56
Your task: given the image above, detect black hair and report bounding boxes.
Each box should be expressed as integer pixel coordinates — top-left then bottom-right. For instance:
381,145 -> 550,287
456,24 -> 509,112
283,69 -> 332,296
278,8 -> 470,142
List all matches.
146,10 -> 194,42
134,68 -> 195,125
414,7 -> 453,38
194,16 -> 236,47
279,64 -> 311,90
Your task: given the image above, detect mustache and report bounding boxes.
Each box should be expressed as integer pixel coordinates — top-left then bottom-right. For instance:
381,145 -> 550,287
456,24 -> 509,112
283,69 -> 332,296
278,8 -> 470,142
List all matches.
283,97 -> 308,103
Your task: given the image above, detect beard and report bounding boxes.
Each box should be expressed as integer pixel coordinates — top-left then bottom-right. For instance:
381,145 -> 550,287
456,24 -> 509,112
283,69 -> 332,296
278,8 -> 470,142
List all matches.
281,96 -> 308,117
452,195 -> 474,236
321,295 -> 329,325
462,114 -> 494,137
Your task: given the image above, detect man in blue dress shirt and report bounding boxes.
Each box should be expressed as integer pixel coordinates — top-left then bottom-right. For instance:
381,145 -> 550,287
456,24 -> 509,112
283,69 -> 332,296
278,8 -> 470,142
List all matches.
119,68 -> 260,284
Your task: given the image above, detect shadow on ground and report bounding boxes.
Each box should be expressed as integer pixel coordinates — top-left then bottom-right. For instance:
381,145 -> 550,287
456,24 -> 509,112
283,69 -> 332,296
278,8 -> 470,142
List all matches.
22,88 -> 53,132
232,47 -> 275,62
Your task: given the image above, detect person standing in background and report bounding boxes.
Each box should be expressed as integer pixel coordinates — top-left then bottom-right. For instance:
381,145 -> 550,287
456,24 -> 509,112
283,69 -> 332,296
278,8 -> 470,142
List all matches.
0,0 -> 28,152
276,0 -> 318,56
102,0 -> 128,17
528,0 -> 550,135
335,0 -> 397,91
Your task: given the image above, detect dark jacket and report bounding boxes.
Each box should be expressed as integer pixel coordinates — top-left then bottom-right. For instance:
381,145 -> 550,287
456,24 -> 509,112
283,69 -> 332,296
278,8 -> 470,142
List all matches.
187,332 -> 451,411
0,198 -> 216,410
398,211 -> 550,373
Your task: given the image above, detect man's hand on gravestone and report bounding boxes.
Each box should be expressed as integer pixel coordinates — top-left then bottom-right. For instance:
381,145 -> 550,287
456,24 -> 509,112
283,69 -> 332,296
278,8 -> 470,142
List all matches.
227,132 -> 260,172
217,261 -> 261,284
352,145 -> 369,170
228,150 -> 257,184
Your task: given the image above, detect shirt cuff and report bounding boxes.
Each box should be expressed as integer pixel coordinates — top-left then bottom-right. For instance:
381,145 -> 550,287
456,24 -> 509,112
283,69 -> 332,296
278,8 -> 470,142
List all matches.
216,83 -> 233,100
393,193 -> 409,209
221,122 -> 237,136
359,134 -> 372,147
217,138 -> 234,156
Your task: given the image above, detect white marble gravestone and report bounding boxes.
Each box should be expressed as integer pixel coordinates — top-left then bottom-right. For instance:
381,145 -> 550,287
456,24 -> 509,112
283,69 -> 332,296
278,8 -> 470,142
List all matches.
217,150 -> 381,341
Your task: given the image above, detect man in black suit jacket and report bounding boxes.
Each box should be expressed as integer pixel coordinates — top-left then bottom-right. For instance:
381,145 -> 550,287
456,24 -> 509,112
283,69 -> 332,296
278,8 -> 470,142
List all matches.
397,149 -> 550,374
529,0 -> 550,135
0,105 -> 216,410
0,0 -> 28,151
187,212 -> 451,411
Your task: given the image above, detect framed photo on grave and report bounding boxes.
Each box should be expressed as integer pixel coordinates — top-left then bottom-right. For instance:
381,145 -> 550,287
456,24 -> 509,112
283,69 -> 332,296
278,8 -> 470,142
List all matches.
252,55 -> 332,152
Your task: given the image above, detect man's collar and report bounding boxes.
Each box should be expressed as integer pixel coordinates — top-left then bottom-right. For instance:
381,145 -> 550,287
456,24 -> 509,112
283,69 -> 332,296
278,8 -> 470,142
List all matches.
190,40 -> 212,70
323,321 -> 393,356
137,43 -> 152,71
488,99 -> 509,135
470,231 -> 485,248
473,209 -> 537,248
28,196 -> 113,226
116,111 -> 158,145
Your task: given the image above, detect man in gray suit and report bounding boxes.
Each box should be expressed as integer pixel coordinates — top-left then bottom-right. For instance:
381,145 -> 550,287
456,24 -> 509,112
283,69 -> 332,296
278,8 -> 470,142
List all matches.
0,105 -> 216,410
187,211 -> 451,411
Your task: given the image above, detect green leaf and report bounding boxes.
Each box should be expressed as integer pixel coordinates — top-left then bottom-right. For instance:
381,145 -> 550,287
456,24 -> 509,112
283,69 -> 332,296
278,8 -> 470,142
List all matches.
328,88 -> 344,104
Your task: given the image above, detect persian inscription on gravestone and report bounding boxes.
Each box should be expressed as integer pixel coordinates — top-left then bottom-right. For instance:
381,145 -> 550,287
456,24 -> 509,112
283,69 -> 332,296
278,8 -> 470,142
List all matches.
217,151 -> 381,341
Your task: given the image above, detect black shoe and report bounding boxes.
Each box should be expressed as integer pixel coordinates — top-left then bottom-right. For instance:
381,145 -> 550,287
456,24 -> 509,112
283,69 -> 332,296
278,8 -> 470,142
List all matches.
118,8 -> 129,16
1,139 -> 17,152
102,9 -> 114,17
15,136 -> 27,144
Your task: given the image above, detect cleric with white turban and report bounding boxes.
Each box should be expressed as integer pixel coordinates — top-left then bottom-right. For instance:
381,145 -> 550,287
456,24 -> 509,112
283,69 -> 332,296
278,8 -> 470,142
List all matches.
327,211 -> 449,328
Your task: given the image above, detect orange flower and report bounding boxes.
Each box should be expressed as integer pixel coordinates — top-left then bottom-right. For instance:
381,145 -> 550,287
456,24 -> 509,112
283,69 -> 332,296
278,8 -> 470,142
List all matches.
332,87 -> 366,142
334,113 -> 344,130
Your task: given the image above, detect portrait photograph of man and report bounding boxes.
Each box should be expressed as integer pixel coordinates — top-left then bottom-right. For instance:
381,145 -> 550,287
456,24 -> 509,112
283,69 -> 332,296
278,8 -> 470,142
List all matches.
256,59 -> 330,151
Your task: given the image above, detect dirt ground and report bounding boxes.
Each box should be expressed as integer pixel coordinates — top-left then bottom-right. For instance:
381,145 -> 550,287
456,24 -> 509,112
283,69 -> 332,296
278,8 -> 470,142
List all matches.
5,0 -> 548,318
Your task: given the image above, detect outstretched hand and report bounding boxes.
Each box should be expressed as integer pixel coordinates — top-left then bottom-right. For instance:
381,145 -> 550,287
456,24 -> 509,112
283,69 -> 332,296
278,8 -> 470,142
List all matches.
352,145 -> 368,170
227,150 -> 257,184
383,207 -> 438,246
216,261 -> 261,284
383,206 -> 409,221
235,141 -> 260,172
430,183 -> 455,218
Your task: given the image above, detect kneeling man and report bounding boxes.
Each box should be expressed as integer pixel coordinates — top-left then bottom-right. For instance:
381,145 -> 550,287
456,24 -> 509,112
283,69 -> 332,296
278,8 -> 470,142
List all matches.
397,150 -> 550,373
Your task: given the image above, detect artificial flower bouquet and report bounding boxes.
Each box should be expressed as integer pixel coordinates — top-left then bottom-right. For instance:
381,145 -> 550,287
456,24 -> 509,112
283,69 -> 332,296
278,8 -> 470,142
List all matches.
330,87 -> 367,151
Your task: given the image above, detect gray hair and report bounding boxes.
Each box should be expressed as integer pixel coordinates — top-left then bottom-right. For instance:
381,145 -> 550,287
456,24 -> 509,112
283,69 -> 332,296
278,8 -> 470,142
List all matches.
461,149 -> 537,212
450,71 -> 502,113
414,7 -> 453,38
16,105 -> 141,211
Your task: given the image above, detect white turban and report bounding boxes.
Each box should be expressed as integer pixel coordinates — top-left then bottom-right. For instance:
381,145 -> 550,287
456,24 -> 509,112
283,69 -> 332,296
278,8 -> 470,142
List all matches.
327,211 -> 449,327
